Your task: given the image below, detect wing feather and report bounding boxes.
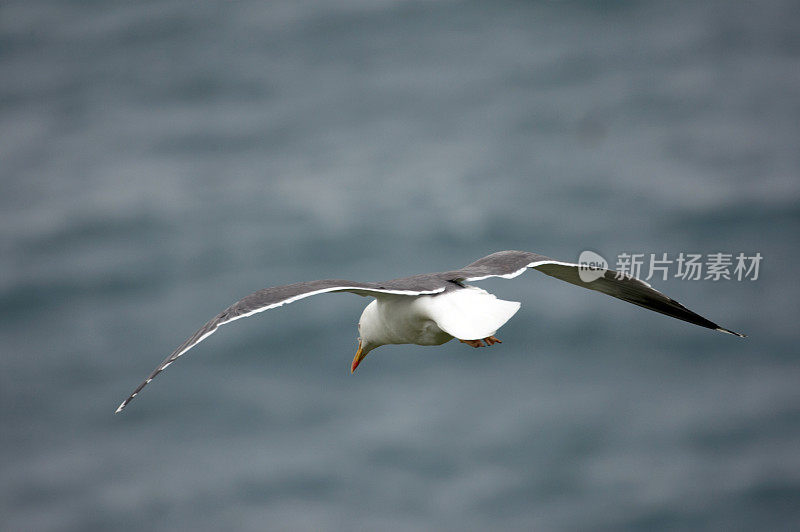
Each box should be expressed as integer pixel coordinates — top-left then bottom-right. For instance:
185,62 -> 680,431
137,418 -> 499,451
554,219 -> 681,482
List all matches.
451,251 -> 744,338
528,261 -> 745,337
115,280 -> 444,413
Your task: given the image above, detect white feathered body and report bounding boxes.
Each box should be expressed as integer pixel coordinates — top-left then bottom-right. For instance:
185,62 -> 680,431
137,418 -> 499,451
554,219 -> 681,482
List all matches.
357,286 -> 521,354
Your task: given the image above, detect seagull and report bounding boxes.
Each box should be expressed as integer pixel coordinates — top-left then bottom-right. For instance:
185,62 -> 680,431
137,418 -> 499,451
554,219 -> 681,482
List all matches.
115,250 -> 744,413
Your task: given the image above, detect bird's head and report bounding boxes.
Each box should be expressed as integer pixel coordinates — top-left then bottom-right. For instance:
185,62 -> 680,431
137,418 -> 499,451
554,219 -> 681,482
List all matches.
351,300 -> 384,372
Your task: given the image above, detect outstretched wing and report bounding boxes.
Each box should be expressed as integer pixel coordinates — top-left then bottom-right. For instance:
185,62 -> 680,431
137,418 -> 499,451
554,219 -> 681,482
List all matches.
115,279 -> 444,413
452,250 -> 746,338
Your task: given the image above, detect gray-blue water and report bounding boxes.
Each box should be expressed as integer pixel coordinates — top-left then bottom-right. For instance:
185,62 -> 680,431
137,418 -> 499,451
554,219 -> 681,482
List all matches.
2,1 -> 799,530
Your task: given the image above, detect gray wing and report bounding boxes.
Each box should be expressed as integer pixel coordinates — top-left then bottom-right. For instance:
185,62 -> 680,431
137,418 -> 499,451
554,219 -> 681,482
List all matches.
451,250 -> 746,338
115,279 -> 445,413
452,250 -> 550,281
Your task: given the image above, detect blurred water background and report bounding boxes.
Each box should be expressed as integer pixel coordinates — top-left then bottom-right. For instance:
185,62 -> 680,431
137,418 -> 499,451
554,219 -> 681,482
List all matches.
2,1 -> 799,530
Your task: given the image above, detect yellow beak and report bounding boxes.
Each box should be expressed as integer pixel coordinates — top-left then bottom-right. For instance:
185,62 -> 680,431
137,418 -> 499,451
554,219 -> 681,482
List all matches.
351,339 -> 366,373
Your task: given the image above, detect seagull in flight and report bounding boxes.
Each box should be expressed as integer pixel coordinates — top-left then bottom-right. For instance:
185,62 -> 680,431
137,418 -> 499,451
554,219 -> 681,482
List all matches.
116,250 -> 744,413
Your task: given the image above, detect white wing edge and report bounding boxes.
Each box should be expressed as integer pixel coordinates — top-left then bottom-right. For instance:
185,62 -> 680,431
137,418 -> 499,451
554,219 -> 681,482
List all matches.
217,285 -> 446,326
525,259 -> 654,287
463,260 -> 624,283
462,266 -> 529,282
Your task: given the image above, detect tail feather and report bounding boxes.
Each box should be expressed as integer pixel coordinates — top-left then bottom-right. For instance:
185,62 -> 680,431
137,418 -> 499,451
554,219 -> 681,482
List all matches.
424,286 -> 521,340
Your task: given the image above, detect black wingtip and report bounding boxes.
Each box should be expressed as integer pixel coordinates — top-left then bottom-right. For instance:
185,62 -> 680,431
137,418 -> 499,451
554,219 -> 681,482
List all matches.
115,397 -> 132,414
716,327 -> 746,338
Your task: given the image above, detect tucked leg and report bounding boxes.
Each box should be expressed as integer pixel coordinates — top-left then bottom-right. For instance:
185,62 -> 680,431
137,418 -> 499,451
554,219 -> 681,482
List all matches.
459,336 -> 502,348
459,339 -> 485,348
483,335 -> 502,345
